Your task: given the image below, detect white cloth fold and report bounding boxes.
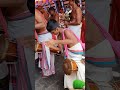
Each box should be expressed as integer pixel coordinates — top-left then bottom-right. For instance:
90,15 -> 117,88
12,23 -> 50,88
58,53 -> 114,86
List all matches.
68,23 -> 82,39
64,43 -> 85,89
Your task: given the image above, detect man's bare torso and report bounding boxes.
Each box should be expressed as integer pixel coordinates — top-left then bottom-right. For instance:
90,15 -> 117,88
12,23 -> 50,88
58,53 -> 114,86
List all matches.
71,7 -> 79,21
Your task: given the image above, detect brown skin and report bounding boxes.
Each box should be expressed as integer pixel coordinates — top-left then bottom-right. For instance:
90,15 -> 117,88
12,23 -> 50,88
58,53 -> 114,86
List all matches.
35,9 -> 46,34
37,7 -> 49,21
65,0 -> 82,26
49,10 -> 59,22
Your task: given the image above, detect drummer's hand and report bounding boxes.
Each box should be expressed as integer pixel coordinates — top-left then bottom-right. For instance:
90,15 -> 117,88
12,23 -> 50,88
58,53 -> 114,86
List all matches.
45,39 -> 56,46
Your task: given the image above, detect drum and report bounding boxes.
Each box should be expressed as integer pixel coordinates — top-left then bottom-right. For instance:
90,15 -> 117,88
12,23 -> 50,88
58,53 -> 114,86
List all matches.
35,41 -> 60,53
0,35 -> 17,62
63,59 -> 78,75
86,78 -> 99,90
35,41 -> 42,52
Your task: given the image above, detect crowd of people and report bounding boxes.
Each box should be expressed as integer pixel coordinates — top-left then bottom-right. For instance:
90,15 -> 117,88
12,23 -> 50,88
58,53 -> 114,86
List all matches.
35,0 -> 85,90
0,0 -> 119,90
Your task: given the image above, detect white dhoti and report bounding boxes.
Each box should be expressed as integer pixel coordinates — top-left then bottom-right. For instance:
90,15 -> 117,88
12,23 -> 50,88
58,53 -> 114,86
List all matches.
37,33 -> 52,68
35,33 -> 52,61
64,43 -> 85,89
68,23 -> 82,39
37,33 -> 55,76
38,33 -> 52,42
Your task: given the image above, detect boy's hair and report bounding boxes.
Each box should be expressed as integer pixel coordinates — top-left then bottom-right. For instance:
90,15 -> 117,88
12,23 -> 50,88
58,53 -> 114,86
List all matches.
75,0 -> 80,5
47,19 -> 59,32
70,0 -> 79,6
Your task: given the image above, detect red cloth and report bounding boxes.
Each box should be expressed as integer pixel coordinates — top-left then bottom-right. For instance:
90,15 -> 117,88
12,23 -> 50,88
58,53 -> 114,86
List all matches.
81,18 -> 86,43
109,0 -> 120,41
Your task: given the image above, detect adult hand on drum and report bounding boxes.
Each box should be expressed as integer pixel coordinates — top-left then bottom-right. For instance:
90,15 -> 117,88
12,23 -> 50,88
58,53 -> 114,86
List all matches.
45,39 -> 56,47
45,40 -> 60,53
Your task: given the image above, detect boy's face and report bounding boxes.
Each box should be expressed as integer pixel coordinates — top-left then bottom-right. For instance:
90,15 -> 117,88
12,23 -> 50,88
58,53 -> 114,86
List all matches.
51,28 -> 59,35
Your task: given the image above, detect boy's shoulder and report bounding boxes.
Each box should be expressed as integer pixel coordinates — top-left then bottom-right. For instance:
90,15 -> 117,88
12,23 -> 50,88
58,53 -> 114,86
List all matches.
64,28 -> 71,32
64,28 -> 72,36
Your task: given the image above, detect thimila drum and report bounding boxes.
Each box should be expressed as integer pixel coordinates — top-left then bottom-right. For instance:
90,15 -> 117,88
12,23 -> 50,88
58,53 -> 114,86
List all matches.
63,59 -> 78,75
35,41 -> 42,52
0,35 -> 17,62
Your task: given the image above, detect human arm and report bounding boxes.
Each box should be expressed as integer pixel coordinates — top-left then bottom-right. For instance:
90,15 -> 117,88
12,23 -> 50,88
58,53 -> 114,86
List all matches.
46,30 -> 75,46
49,45 -> 60,51
35,9 -> 46,29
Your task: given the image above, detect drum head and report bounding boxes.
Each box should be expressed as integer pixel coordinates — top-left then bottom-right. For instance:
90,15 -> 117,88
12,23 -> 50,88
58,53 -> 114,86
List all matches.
63,59 -> 72,75
71,60 -> 78,71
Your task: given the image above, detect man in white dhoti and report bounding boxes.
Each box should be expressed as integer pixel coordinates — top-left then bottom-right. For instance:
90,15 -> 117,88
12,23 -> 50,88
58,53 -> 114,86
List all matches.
65,0 -> 82,40
35,8 -> 55,77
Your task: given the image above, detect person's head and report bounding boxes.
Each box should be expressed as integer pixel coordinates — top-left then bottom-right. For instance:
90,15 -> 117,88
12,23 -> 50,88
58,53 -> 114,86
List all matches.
48,7 -> 56,15
69,0 -> 79,7
47,19 -> 60,35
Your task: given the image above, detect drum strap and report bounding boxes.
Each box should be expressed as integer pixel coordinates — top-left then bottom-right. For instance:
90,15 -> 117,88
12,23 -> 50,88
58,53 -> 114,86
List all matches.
62,29 -> 68,58
62,28 -> 85,58
0,39 -> 9,59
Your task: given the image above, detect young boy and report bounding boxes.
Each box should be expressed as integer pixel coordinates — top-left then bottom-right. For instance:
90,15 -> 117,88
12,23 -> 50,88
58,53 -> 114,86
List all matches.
46,19 -> 85,90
